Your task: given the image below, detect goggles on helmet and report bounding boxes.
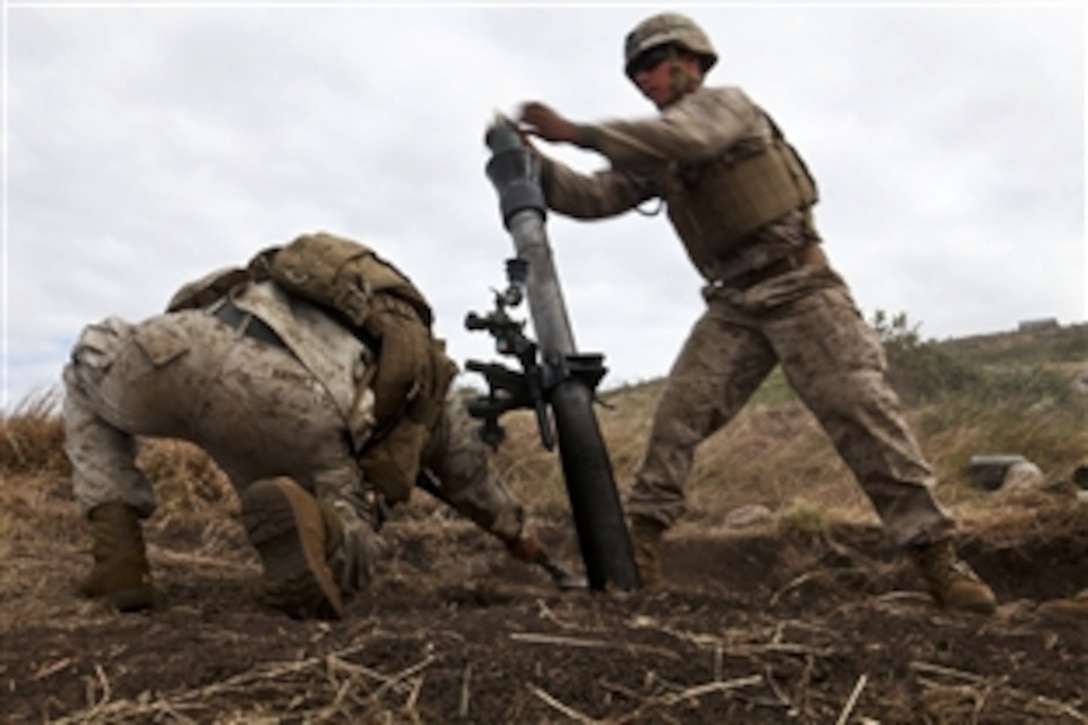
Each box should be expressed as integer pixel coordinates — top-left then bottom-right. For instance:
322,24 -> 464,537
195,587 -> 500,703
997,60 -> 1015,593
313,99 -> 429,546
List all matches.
625,44 -> 673,77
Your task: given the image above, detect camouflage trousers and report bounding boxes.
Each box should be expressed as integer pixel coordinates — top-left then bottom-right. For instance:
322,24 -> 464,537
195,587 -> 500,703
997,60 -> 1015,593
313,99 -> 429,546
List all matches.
63,311 -> 525,542
625,264 -> 955,547
63,310 -> 370,519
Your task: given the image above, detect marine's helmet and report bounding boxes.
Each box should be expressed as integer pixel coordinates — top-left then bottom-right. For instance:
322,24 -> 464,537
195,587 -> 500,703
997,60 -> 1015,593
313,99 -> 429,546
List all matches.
624,12 -> 718,79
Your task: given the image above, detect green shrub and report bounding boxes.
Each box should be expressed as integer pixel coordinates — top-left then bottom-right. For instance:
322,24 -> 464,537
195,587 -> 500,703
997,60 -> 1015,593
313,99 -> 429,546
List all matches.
871,310 -> 984,404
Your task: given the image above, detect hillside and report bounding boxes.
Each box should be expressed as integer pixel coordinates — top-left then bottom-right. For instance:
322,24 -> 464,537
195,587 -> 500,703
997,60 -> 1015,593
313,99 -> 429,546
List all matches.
1,321 -> 1086,723
939,321 -> 1088,367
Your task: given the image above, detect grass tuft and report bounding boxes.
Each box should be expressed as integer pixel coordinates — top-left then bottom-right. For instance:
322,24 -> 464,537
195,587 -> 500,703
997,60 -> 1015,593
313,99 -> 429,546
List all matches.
0,387 -> 69,476
777,498 -> 827,534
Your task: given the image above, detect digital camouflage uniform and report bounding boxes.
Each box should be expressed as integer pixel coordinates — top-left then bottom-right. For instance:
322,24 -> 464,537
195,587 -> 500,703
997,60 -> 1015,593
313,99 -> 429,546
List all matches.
64,245 -> 527,616
64,280 -> 524,539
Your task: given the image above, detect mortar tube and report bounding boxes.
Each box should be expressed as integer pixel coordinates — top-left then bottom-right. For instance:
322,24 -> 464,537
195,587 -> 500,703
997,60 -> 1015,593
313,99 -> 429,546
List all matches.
484,119 -> 640,591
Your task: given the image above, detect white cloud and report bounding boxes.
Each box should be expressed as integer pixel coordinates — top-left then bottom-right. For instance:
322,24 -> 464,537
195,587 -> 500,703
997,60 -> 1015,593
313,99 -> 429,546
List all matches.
3,4 -> 1084,409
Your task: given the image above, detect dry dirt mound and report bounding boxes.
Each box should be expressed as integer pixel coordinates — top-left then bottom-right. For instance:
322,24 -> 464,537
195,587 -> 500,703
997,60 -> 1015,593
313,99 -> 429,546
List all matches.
2,504 -> 1086,724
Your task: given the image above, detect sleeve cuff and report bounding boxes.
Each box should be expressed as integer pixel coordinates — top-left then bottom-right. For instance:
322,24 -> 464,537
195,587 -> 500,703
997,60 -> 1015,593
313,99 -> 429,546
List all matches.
574,124 -> 599,151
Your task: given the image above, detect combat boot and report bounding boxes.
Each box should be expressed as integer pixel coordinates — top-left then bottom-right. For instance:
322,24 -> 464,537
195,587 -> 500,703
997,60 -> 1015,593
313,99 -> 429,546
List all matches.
910,538 -> 997,614
318,501 -> 345,564
1037,589 -> 1088,622
240,478 -> 344,619
630,516 -> 666,588
78,502 -> 153,612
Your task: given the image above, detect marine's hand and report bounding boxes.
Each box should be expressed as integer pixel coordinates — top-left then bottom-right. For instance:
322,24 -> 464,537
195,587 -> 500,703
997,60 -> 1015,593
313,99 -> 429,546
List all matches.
506,527 -> 544,564
484,114 -> 540,155
518,102 -> 579,144
326,504 -> 387,595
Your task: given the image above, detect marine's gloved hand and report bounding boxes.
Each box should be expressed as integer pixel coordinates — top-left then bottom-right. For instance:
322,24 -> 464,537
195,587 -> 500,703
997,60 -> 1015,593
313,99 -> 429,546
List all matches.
506,526 -> 544,564
483,115 -> 545,161
323,501 -> 387,595
518,102 -> 579,145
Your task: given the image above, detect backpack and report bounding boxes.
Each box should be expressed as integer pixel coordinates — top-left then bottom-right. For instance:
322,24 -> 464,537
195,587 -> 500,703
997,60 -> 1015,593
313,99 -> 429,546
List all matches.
258,232 -> 457,502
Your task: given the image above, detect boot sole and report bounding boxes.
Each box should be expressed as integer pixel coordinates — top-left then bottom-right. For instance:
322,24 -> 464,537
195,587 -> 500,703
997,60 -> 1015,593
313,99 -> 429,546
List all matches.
105,586 -> 153,613
947,597 -> 997,615
78,579 -> 153,612
241,479 -> 344,619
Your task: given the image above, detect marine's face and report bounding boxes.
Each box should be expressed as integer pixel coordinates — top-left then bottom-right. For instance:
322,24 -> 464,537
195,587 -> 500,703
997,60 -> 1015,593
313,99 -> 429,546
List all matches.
631,50 -> 673,107
631,47 -> 702,109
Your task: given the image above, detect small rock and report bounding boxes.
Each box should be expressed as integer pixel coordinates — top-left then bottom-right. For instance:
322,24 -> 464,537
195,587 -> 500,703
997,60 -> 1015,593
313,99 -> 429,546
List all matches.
966,454 -> 1026,490
1000,460 -> 1045,493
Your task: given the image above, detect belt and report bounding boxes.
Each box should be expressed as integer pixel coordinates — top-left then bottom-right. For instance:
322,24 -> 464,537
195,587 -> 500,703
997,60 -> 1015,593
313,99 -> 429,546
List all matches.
206,297 -> 288,350
714,245 -> 827,290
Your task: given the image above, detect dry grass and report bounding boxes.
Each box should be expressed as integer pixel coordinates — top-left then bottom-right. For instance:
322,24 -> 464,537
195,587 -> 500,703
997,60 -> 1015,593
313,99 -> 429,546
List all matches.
135,439 -> 236,521
2,322 -> 1086,545
0,387 -> 69,475
33,613 -> 1088,725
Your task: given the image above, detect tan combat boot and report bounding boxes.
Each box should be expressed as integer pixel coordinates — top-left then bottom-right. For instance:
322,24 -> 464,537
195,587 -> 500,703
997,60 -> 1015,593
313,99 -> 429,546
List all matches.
1037,589 -> 1088,622
911,538 -> 997,614
630,516 -> 666,589
241,478 -> 344,619
78,502 -> 153,612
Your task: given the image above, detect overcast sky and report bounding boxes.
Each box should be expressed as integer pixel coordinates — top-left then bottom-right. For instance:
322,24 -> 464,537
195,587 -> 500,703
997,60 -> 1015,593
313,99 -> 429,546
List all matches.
3,2 -> 1084,411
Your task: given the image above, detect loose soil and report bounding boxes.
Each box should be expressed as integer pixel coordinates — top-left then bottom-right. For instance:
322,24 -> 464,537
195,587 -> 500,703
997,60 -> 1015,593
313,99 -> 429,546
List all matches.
2,499 -> 1086,724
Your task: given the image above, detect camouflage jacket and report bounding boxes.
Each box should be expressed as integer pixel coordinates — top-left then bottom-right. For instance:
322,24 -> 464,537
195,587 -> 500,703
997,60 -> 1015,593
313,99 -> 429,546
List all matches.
543,85 -> 820,283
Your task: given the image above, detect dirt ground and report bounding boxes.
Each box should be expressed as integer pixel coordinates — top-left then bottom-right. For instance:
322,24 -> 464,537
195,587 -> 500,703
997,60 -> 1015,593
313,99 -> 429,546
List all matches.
2,498 -> 1087,724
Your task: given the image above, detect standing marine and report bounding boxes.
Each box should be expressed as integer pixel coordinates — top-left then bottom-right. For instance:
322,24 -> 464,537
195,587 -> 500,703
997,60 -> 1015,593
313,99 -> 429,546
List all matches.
515,12 -> 996,612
